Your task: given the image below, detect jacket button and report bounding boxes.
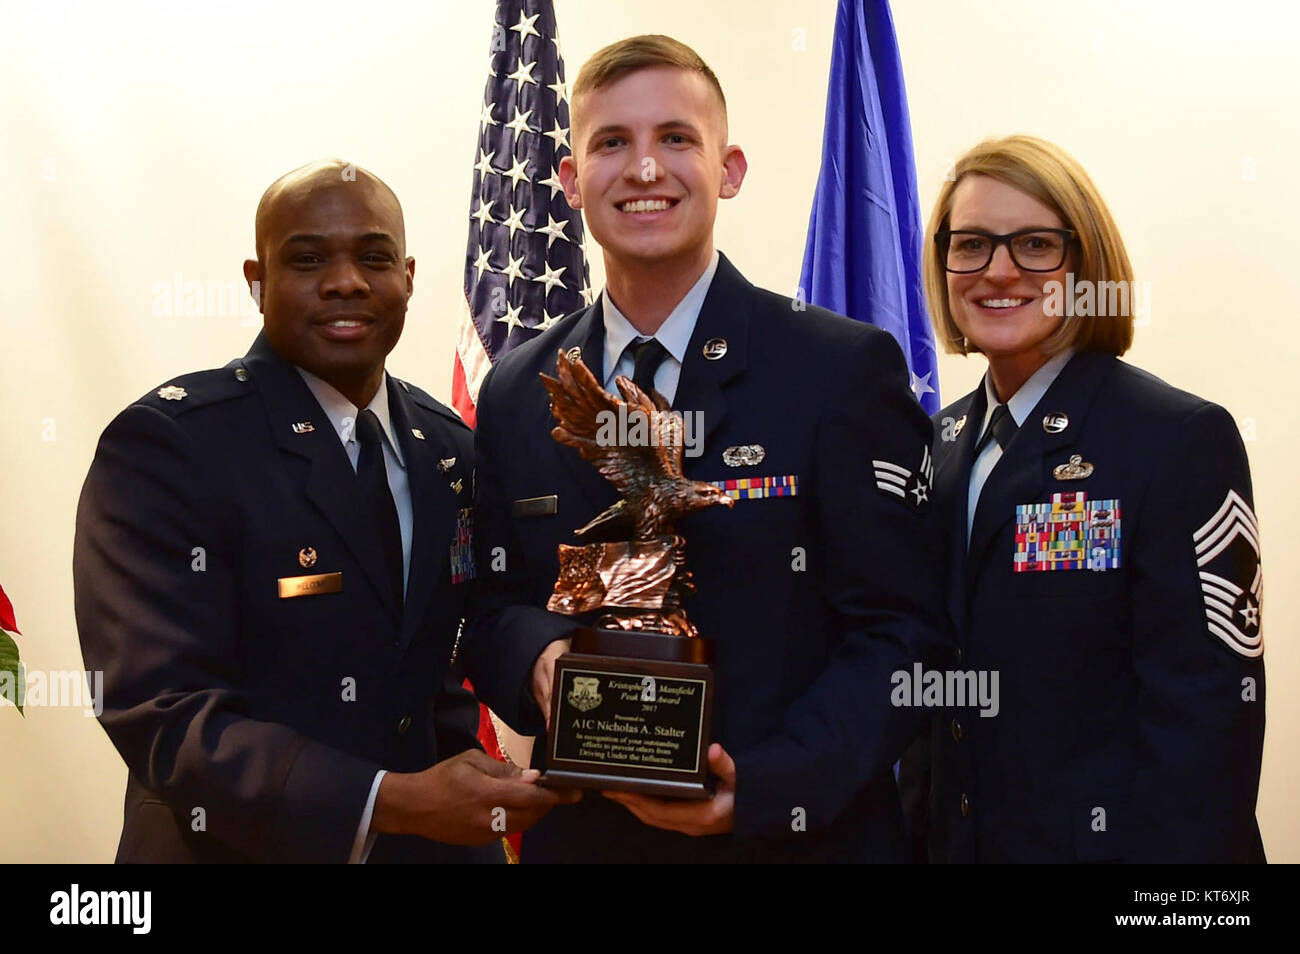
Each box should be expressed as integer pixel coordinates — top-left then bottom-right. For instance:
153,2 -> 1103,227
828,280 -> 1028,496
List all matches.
960,793 -> 970,817
954,646 -> 963,664
951,718 -> 963,743
397,715 -> 412,735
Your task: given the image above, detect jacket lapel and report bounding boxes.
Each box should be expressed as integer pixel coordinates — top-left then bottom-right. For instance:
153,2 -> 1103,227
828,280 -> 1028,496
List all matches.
387,380 -> 461,653
934,387 -> 984,628
240,332 -> 400,622
965,351 -> 1117,580
674,253 -> 750,464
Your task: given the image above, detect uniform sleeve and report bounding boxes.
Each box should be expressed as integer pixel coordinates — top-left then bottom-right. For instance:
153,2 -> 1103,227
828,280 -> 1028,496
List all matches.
73,405 -> 380,862
732,329 -> 954,840
461,365 -> 578,735
1127,403 -> 1265,862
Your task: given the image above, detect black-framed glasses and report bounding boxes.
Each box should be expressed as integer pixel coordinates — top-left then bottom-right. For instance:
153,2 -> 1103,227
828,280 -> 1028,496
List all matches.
936,228 -> 1076,273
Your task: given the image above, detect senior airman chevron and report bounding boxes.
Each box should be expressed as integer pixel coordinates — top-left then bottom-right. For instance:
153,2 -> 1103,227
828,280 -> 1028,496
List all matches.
872,445 -> 933,511
1193,489 -> 1263,658
708,475 -> 798,500
1014,491 -> 1121,572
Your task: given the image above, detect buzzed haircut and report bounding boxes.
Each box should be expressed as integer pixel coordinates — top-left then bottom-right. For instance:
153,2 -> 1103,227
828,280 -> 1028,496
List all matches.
571,35 -> 728,133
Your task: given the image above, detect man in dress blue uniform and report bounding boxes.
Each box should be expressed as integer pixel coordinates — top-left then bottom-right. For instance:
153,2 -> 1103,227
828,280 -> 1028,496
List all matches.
73,160 -> 573,863
463,36 -> 951,862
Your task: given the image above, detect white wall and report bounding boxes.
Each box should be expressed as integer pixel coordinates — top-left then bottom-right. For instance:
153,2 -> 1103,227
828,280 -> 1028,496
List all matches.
1,0 -> 1294,861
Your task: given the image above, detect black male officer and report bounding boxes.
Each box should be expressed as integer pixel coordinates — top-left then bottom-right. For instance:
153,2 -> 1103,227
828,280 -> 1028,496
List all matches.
462,36 -> 950,862
73,160 -> 573,863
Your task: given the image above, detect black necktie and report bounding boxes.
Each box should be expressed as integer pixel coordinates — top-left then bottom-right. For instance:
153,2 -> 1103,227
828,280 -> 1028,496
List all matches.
628,337 -> 670,395
974,403 -> 1018,457
355,409 -> 404,610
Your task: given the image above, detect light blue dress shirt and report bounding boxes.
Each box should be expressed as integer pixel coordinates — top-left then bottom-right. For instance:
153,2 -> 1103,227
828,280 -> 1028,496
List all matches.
601,250 -> 719,404
967,349 -> 1076,545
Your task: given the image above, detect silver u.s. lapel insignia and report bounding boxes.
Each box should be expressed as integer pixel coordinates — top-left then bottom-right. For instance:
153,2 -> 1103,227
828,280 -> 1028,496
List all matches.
411,428 -> 425,441
702,338 -> 727,360
566,346 -> 582,362
722,444 -> 765,467
1042,411 -> 1069,434
952,415 -> 967,437
291,421 -> 315,434
1053,454 -> 1094,481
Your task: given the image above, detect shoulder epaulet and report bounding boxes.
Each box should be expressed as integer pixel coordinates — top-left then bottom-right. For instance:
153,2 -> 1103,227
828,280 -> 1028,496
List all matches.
392,377 -> 472,430
134,363 -> 254,417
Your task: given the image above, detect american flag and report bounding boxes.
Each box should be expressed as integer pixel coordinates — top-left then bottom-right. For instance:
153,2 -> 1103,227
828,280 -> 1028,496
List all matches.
452,0 -> 591,426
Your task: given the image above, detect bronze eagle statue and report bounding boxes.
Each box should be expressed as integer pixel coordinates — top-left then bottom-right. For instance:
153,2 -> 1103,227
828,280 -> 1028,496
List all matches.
540,349 -> 733,541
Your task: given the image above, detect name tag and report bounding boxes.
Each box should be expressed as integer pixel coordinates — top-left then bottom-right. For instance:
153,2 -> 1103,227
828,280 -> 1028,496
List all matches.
513,494 -> 558,518
278,572 -> 343,598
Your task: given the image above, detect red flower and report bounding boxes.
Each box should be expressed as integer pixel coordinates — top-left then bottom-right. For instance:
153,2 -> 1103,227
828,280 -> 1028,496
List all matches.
0,584 -> 18,635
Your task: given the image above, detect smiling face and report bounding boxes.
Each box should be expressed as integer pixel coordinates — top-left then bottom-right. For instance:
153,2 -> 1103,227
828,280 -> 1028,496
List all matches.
560,65 -> 745,273
243,165 -> 413,405
946,174 -> 1074,365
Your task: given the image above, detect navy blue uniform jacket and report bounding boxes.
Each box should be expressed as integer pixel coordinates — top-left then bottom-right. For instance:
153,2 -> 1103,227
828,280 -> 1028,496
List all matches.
918,350 -> 1266,862
464,254 -> 952,862
73,333 -> 489,863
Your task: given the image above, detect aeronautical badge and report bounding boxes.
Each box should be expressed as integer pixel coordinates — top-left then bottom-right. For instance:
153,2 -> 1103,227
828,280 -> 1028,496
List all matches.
567,676 -> 602,712
157,385 -> 187,401
1014,491 -> 1120,572
872,445 -> 933,511
449,507 -> 475,584
1193,489 -> 1263,658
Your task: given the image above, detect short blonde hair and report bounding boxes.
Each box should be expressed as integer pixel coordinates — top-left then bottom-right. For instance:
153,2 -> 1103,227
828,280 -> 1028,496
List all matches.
923,135 -> 1134,356
571,34 -> 727,136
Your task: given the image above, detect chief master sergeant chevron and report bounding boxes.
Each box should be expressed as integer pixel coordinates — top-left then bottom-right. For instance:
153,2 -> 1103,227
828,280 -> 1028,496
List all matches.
463,36 -> 952,862
73,160 -> 576,863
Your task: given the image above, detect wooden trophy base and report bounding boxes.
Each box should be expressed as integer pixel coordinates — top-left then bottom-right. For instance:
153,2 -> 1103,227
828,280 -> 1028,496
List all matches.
540,627 -> 714,799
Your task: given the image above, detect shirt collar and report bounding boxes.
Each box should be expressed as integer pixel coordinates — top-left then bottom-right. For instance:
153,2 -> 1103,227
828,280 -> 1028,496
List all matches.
601,249 -> 720,388
981,348 -> 1076,430
296,367 -> 405,468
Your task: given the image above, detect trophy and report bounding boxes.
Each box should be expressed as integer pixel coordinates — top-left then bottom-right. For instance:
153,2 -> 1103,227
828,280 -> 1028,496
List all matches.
537,350 -> 733,798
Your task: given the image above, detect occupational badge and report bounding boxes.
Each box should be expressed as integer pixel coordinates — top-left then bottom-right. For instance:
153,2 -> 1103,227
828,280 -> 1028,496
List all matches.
1052,454 -> 1094,481
722,444 -> 766,467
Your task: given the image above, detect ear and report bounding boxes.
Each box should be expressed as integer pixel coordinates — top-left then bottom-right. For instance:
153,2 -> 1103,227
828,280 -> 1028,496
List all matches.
242,259 -> 264,312
719,145 -> 747,200
405,256 -> 415,298
559,155 -> 582,209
